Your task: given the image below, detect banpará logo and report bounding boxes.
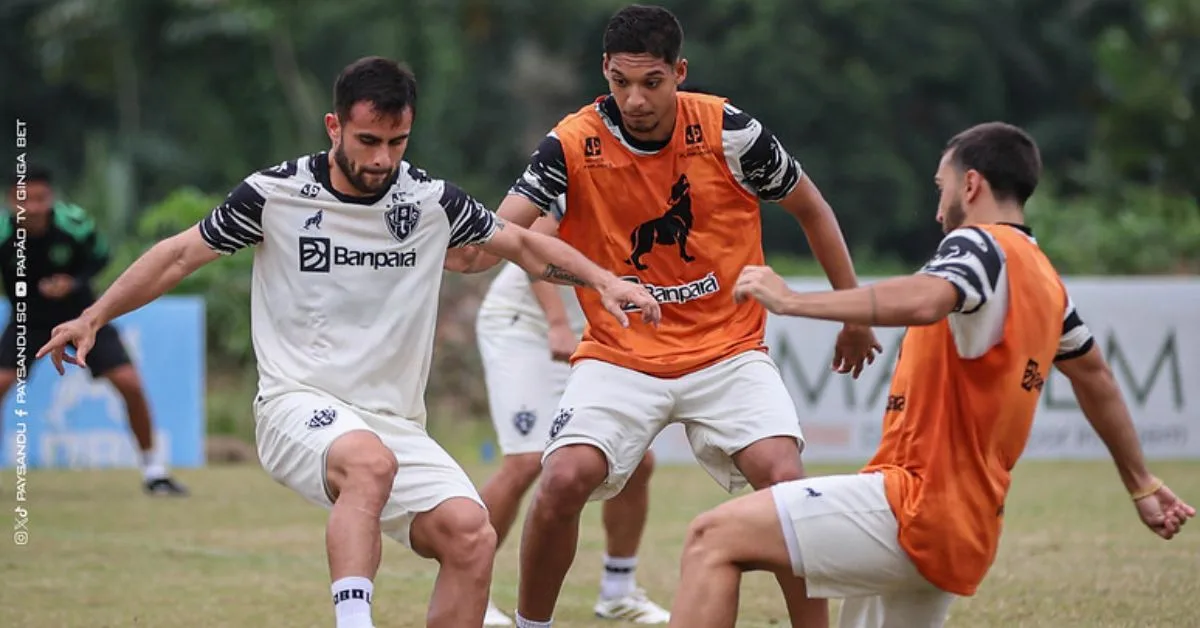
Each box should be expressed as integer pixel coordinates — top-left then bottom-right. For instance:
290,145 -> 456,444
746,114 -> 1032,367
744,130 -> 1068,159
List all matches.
298,236 -> 417,273
618,272 -> 721,310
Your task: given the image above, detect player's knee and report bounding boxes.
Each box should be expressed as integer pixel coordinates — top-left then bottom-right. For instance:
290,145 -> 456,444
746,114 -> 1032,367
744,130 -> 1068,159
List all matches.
682,510 -> 733,566
326,433 -> 397,503
433,501 -> 497,571
537,447 -> 607,512
763,461 -> 804,486
633,449 -> 656,479
500,452 -> 543,488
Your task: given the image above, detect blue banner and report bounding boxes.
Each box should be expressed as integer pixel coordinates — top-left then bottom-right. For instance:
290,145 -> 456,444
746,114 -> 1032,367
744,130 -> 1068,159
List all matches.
0,296 -> 206,469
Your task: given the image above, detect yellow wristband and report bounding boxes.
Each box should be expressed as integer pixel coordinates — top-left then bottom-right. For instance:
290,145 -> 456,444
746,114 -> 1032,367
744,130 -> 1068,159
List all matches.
1131,478 -> 1163,502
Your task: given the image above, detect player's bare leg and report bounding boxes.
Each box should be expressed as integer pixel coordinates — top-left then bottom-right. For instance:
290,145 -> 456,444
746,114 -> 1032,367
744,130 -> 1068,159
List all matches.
410,497 -> 498,628
480,452 -> 542,624
105,364 -> 189,495
517,444 -> 609,625
602,451 -> 652,558
668,488 -> 797,627
324,431 -> 398,628
595,451 -> 670,622
480,453 -> 543,546
732,436 -> 828,628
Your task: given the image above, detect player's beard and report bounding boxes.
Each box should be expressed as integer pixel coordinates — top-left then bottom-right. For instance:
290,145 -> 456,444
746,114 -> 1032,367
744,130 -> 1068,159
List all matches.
623,111 -> 658,135
333,144 -> 393,195
942,194 -> 966,233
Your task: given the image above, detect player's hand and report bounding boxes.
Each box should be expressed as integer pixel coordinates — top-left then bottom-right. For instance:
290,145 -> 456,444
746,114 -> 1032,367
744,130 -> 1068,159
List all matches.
39,274 -> 77,299
833,324 -> 883,379
597,277 -> 660,327
35,315 -> 100,375
547,322 -> 579,362
1134,479 -> 1196,540
733,265 -> 792,313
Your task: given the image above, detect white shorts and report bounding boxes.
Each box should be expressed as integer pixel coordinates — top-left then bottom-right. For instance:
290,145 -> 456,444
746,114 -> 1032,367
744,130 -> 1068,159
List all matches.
254,390 -> 484,549
771,473 -> 956,628
546,350 -> 804,501
476,314 -> 572,456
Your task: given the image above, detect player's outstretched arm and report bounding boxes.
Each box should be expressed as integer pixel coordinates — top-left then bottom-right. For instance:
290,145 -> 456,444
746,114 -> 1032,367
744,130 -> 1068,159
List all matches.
444,194 -> 549,273
36,227 -> 220,372
1055,345 -> 1196,538
734,265 -> 957,327
480,221 -> 660,327
777,177 -> 861,292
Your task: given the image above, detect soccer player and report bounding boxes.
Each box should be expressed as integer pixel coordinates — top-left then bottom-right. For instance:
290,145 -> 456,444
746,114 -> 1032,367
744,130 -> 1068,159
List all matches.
447,6 -> 881,627
668,122 -> 1197,628
1,168 -> 187,495
475,196 -> 668,625
37,56 -> 660,628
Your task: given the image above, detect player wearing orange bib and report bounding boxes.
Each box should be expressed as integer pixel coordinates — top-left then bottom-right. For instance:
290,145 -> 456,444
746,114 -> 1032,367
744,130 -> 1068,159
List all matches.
667,122 -> 1196,628
449,6 -> 881,626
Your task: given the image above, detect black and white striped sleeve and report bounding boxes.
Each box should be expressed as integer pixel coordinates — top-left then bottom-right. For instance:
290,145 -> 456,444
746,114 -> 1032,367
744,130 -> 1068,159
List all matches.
917,227 -> 1005,315
442,182 -> 499,248
199,179 -> 266,255
721,104 -> 803,202
508,132 -> 568,219
1056,295 -> 1095,361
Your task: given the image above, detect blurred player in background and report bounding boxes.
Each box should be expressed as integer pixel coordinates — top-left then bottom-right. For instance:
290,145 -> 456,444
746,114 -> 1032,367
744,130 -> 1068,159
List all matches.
1,167 -> 187,496
668,122 -> 1196,627
446,5 -> 880,627
38,56 -> 660,628
476,197 -> 668,626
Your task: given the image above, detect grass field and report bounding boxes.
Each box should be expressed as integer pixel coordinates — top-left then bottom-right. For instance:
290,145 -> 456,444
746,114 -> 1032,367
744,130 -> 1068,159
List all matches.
3,460 -> 1198,627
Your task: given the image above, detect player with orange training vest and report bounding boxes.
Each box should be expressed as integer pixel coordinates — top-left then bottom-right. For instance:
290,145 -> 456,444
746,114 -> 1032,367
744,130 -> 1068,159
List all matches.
666,122 -> 1196,628
448,5 -> 881,627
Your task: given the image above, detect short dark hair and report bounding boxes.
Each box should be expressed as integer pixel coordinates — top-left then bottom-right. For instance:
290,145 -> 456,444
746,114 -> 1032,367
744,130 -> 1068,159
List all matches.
944,122 -> 1042,206
333,56 -> 418,121
10,164 -> 52,190
603,5 -> 684,65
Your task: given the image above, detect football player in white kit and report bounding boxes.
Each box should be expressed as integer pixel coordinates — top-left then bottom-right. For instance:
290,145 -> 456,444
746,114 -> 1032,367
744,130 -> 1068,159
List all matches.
476,199 -> 670,626
37,57 -> 660,628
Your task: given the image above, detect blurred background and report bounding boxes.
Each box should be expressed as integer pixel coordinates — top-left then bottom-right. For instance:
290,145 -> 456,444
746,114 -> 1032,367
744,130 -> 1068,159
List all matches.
3,2 -> 1200,626
1,0 -> 1198,449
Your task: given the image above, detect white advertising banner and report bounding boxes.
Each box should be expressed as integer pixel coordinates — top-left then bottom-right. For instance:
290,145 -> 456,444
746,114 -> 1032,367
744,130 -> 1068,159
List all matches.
651,277 -> 1200,466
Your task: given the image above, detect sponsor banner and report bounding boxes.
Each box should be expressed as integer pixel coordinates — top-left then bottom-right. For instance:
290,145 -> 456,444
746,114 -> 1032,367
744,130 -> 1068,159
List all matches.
1,297 -> 206,469
652,277 -> 1200,465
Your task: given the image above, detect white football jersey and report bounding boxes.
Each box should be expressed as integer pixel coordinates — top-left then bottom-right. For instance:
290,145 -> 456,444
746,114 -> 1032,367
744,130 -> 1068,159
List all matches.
477,197 -> 586,336
199,152 -> 499,423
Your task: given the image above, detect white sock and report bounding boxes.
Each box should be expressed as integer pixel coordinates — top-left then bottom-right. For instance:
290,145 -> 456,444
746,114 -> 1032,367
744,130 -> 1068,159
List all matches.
515,614 -> 553,628
331,576 -> 374,628
600,554 -> 638,599
140,444 -> 168,481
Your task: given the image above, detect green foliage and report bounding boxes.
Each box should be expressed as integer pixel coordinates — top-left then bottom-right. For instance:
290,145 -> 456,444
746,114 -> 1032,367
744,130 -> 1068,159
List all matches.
98,187 -> 256,367
1027,181 -> 1200,275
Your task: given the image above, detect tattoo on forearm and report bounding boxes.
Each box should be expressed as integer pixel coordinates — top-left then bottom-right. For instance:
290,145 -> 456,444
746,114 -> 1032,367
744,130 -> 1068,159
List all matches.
543,264 -> 588,287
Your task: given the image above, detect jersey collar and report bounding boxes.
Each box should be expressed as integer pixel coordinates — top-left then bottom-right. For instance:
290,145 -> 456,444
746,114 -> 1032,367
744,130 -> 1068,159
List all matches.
309,151 -> 398,205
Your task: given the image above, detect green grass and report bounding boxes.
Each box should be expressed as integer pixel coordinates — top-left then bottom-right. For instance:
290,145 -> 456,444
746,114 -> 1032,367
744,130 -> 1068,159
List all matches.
2,460 -> 1197,627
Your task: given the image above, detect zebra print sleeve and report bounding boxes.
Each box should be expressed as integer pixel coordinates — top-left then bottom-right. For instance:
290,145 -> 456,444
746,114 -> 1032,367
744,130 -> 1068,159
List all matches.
509,132 -> 569,219
199,179 -> 267,254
